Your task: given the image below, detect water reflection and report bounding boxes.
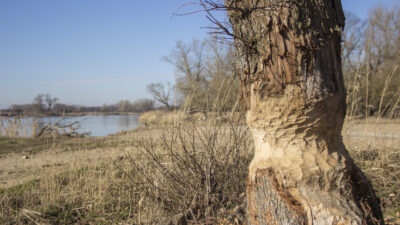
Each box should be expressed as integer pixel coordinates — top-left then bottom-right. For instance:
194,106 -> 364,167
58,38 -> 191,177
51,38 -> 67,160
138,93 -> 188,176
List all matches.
0,115 -> 140,137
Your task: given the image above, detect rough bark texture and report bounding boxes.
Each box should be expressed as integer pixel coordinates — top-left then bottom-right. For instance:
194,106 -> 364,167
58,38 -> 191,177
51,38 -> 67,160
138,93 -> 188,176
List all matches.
225,0 -> 384,224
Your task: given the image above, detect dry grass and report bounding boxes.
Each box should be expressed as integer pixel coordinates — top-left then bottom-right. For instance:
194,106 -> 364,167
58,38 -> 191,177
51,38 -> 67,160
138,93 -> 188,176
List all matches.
0,117 -> 29,138
343,119 -> 400,223
0,112 -> 251,224
0,117 -> 399,224
139,110 -> 243,127
138,110 -> 186,126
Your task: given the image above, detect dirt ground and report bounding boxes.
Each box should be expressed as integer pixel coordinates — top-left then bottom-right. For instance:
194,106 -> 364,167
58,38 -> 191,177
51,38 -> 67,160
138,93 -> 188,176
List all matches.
342,118 -> 400,149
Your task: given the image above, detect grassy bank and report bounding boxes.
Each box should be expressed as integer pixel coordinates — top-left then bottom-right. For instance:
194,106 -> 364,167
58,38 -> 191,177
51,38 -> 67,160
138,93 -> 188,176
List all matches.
0,136 -> 116,156
0,117 -> 399,224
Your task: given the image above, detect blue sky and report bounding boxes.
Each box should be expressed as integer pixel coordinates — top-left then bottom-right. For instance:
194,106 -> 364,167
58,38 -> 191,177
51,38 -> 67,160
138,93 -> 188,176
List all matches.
0,0 -> 398,109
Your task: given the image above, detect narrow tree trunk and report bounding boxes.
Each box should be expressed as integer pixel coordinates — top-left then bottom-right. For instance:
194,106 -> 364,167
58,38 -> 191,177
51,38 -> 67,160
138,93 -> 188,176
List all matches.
225,0 -> 384,224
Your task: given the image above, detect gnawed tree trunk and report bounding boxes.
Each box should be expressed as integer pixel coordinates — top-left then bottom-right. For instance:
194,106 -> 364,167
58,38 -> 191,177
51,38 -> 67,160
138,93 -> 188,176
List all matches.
225,0 -> 384,224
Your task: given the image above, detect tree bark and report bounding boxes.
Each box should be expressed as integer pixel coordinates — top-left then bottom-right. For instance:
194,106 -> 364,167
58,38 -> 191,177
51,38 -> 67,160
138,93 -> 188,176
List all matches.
225,0 -> 384,224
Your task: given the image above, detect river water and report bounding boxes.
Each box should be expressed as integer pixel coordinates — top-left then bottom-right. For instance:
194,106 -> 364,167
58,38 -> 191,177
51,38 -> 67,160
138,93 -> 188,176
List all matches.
0,115 -> 140,137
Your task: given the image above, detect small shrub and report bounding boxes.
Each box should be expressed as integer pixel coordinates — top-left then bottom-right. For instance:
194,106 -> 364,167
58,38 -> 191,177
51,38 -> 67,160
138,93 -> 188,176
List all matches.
130,112 -> 252,221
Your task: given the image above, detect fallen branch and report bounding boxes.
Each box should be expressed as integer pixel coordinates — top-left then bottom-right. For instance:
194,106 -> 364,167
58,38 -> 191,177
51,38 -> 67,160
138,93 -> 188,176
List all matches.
34,118 -> 89,138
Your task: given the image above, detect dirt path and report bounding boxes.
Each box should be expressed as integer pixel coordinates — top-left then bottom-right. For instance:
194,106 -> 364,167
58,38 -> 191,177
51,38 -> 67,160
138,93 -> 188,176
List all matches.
343,119 -> 400,150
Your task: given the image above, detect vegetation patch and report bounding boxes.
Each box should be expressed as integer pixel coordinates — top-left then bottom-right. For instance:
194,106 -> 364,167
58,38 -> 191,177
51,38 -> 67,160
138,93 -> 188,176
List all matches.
0,116 -> 399,224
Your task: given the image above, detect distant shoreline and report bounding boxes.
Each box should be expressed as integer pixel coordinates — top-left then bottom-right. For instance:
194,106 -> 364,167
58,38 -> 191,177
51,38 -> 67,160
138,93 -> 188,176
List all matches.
0,111 -> 140,118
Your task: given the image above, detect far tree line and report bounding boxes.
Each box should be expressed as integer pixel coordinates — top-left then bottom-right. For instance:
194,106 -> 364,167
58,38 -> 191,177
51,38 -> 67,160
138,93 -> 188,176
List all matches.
2,93 -> 155,116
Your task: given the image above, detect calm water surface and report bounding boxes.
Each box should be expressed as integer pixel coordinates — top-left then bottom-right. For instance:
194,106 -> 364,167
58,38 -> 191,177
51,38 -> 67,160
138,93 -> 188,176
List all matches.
1,115 -> 140,137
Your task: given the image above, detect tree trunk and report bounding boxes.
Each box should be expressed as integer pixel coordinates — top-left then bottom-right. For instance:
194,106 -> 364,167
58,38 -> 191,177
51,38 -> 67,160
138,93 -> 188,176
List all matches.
225,0 -> 384,224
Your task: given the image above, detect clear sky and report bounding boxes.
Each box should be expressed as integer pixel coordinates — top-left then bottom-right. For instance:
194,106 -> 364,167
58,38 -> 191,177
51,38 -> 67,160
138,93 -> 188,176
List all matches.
0,0 -> 398,109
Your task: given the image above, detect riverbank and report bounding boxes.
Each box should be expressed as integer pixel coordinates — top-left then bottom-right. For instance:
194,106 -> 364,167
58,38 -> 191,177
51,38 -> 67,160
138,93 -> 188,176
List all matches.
0,119 -> 399,224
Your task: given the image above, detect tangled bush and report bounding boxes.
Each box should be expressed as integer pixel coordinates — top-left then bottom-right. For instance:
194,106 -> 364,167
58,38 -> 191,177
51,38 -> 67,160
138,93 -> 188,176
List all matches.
129,113 -> 252,222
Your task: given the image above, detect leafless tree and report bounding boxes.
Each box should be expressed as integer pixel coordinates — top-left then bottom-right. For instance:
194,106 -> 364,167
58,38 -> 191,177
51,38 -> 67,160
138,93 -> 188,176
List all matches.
33,94 -> 45,114
163,40 -> 207,107
45,94 -> 58,114
131,98 -> 155,112
164,38 -> 239,111
147,82 -> 172,109
342,6 -> 400,118
118,100 -> 131,112
342,12 -> 366,70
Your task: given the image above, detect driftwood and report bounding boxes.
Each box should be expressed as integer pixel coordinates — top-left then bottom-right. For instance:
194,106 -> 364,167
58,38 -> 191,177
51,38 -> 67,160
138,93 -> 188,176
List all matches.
35,118 -> 89,138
